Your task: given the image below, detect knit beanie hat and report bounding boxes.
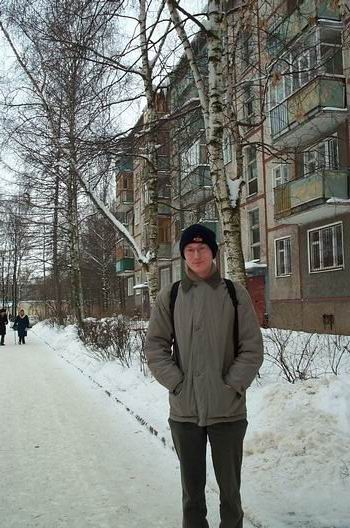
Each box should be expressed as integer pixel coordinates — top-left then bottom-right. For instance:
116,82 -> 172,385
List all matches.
180,224 -> 218,259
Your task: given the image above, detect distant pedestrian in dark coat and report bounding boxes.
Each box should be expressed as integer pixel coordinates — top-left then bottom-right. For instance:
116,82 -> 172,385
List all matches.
0,308 -> 8,345
14,309 -> 30,345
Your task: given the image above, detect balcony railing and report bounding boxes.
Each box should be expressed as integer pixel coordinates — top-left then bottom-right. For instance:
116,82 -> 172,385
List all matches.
269,77 -> 347,143
181,165 -> 211,196
158,243 -> 171,259
116,257 -> 135,273
274,169 -> 349,218
116,190 -> 134,207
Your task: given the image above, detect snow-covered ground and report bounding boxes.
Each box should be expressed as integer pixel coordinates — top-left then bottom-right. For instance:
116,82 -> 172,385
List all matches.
14,323 -> 350,527
0,333 -> 227,528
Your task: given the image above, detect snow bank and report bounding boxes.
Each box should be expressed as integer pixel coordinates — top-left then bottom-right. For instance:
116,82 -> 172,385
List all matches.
34,322 -> 350,528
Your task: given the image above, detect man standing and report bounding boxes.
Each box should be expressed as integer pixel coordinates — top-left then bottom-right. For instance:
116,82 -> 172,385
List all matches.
145,224 -> 263,528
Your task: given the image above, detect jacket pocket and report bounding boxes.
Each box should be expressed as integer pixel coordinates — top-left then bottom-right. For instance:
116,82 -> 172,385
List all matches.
169,376 -> 196,419
207,375 -> 245,420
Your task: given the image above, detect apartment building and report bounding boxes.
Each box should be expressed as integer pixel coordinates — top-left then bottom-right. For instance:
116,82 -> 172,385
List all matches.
115,92 -> 172,317
264,0 -> 350,332
115,0 -> 350,333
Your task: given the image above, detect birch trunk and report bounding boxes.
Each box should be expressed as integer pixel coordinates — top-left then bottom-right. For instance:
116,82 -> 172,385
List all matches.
167,0 -> 246,283
52,165 -> 64,325
139,0 -> 160,306
0,11 -> 151,312
67,166 -> 84,326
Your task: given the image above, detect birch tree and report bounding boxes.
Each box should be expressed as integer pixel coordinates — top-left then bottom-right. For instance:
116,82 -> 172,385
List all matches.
0,0 -> 175,308
166,0 -> 247,283
0,0 -> 148,321
55,0 -> 177,305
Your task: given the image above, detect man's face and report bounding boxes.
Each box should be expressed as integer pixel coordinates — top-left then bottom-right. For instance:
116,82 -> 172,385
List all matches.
184,243 -> 213,278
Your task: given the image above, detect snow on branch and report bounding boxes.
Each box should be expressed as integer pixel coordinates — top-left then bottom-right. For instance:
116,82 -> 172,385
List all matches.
227,176 -> 243,208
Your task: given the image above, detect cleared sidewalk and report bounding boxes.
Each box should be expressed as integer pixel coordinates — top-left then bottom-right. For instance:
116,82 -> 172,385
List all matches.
0,335 -> 187,527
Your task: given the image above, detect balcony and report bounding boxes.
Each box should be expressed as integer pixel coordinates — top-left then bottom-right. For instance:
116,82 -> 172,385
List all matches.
158,243 -> 171,259
269,77 -> 347,147
144,204 -> 171,224
116,158 -> 133,172
116,257 -> 135,274
267,0 -> 341,56
274,169 -> 350,224
180,165 -> 212,201
116,190 -> 134,212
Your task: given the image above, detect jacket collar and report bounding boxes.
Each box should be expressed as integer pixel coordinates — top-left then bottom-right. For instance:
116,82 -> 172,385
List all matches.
182,264 -> 222,292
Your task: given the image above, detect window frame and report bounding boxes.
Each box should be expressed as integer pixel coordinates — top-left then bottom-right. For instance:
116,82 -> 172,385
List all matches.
307,221 -> 344,273
134,203 -> 140,225
243,82 -> 255,125
127,277 -> 134,297
246,145 -> 258,197
248,208 -> 261,261
273,164 -> 290,188
223,130 -> 233,165
134,271 -> 142,295
303,135 -> 339,177
180,140 -> 207,179
274,236 -> 292,277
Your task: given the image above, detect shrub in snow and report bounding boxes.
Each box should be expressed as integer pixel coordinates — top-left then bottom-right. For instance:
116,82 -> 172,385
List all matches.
79,317 -> 133,366
263,328 -> 350,382
78,316 -> 149,373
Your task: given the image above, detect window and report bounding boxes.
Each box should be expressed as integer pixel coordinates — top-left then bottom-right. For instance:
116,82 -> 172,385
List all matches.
243,83 -> 255,125
275,237 -> 292,276
223,130 -> 232,165
308,222 -> 343,272
303,136 -> 339,177
246,146 -> 258,196
318,27 -> 343,76
180,141 -> 205,178
134,271 -> 142,295
293,48 -> 317,91
134,204 -> 140,225
126,211 -> 134,234
291,32 -> 317,91
158,217 -> 171,243
248,209 -> 260,261
144,183 -> 150,205
269,59 -> 292,109
127,277 -> 134,297
272,164 -> 290,205
273,164 -> 290,188
160,267 -> 171,288
241,31 -> 255,69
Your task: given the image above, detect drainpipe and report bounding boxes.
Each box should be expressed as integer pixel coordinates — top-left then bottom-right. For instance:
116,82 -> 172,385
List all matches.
256,1 -> 270,322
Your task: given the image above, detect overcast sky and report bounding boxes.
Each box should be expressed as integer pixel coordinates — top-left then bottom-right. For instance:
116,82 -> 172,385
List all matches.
0,1 -> 207,194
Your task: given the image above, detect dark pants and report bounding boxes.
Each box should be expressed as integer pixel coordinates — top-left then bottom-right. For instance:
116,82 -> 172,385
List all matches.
0,334 -> 4,345
169,419 -> 247,528
19,334 -> 25,344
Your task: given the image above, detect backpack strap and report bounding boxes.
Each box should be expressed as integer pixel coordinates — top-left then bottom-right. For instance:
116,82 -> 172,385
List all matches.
170,281 -> 181,366
224,279 -> 239,357
170,279 -> 239,363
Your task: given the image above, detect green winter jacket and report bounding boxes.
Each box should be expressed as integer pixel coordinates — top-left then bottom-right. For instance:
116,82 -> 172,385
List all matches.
145,268 -> 264,426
